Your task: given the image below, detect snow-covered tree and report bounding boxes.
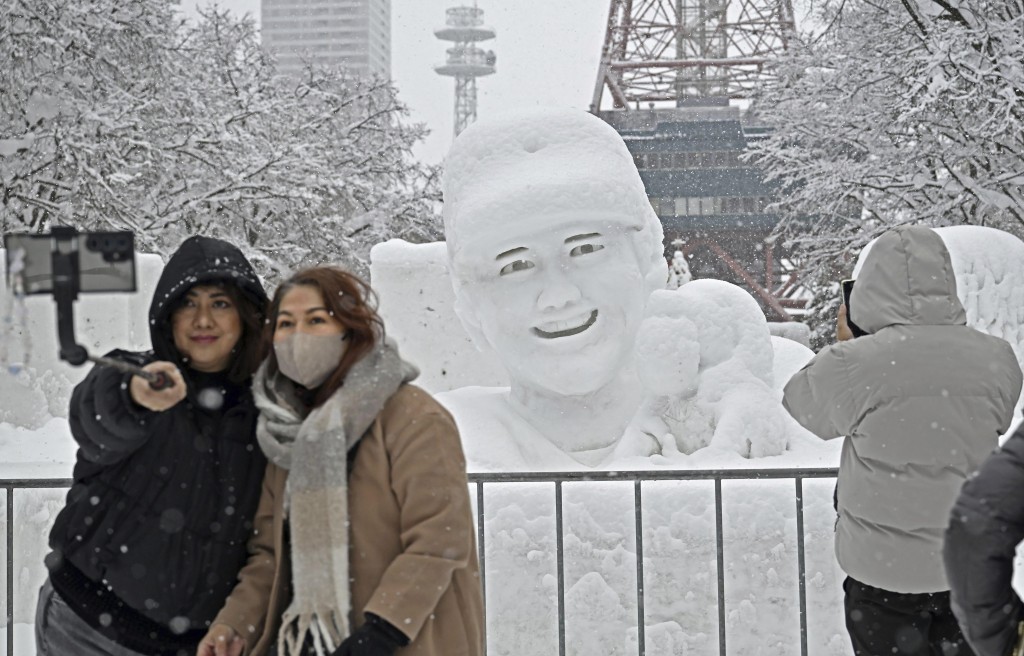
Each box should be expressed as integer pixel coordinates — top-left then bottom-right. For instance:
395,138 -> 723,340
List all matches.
752,0 -> 1024,342
0,0 -> 439,280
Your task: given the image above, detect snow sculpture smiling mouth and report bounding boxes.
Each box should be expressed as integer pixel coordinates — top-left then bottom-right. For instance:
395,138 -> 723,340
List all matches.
532,310 -> 599,339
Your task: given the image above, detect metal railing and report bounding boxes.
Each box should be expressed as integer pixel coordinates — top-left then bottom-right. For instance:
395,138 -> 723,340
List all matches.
467,468 -> 839,656
3,468 -> 838,656
3,478 -> 72,656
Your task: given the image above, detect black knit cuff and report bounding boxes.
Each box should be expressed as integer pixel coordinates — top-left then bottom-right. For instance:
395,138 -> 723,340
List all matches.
365,612 -> 411,648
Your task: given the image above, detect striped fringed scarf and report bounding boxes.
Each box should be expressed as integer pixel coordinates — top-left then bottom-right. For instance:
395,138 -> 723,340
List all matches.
252,340 -> 418,656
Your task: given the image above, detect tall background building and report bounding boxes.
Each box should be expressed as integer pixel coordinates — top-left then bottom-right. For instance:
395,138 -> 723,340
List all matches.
262,0 -> 391,78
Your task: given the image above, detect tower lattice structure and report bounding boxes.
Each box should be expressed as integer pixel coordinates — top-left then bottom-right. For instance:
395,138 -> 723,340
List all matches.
592,0 -> 796,110
592,0 -> 809,321
434,5 -> 496,138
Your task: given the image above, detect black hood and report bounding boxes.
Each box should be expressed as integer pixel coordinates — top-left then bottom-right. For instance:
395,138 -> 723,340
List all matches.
149,236 -> 268,365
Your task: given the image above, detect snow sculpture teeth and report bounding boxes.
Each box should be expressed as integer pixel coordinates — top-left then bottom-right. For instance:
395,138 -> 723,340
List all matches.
532,310 -> 598,339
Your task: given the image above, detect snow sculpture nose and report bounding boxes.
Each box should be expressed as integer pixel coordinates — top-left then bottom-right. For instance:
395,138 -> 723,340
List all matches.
536,266 -> 583,312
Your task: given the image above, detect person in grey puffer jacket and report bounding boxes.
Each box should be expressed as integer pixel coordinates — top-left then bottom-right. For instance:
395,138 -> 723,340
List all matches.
783,225 -> 1022,656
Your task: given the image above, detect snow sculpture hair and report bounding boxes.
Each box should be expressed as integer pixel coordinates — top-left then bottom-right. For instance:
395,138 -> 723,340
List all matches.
442,107 -> 667,344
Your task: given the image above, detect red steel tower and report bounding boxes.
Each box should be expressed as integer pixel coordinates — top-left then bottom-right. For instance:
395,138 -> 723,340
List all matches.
592,0 -> 796,110
591,0 -> 808,322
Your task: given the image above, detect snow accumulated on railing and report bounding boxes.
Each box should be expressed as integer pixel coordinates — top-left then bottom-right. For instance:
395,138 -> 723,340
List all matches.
3,469 -> 840,656
468,468 -> 839,656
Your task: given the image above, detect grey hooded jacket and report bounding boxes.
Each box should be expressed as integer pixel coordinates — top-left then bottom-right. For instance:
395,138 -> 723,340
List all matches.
783,225 -> 1022,593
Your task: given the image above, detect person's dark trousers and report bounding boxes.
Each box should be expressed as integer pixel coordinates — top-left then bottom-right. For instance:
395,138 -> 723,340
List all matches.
844,577 -> 977,656
34,579 -> 163,656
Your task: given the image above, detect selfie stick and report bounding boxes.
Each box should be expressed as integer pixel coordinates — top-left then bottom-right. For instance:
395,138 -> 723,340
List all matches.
48,227 -> 173,390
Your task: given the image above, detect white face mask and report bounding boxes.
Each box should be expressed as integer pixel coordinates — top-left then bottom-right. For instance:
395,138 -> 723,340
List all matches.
274,332 -> 348,389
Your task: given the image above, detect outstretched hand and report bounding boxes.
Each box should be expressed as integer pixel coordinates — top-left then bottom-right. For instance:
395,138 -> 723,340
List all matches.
196,623 -> 244,656
130,361 -> 187,411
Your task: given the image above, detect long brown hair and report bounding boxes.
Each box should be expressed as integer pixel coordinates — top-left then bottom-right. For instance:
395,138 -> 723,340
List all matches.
265,266 -> 384,407
220,283 -> 268,383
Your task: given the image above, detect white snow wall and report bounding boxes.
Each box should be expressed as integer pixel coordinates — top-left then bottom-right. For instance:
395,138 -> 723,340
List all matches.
369,240 -> 510,391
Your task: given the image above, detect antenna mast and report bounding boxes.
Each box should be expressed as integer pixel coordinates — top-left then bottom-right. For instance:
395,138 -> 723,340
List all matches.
434,4 -> 497,137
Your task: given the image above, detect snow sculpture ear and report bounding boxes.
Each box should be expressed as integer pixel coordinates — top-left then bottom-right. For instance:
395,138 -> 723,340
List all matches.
633,206 -> 669,297
452,287 -> 491,352
645,251 -> 670,295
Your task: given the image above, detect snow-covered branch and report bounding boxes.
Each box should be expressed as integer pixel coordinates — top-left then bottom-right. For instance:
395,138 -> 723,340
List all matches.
0,0 -> 439,280
752,0 -> 1024,343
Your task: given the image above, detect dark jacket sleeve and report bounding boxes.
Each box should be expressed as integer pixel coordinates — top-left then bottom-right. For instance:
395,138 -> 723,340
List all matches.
944,426 -> 1024,656
68,351 -> 156,465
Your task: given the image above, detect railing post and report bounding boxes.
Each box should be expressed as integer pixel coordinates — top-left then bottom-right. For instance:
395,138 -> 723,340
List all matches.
795,477 -> 809,656
633,480 -> 645,655
715,477 -> 726,656
1,479 -> 74,656
6,486 -> 13,656
476,481 -> 487,656
555,481 -> 566,656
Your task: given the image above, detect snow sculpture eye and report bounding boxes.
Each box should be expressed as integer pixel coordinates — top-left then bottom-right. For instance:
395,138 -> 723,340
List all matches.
499,260 -> 535,276
569,243 -> 605,257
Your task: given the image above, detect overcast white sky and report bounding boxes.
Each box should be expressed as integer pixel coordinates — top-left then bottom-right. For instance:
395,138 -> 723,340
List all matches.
181,1 -> 609,165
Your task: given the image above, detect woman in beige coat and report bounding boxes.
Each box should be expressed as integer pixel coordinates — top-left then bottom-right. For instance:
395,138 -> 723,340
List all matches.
197,267 -> 484,656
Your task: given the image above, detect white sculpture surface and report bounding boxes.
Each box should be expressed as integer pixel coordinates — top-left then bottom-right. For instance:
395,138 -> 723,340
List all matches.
630,280 -> 795,459
437,108 -> 667,470
437,107 -> 814,470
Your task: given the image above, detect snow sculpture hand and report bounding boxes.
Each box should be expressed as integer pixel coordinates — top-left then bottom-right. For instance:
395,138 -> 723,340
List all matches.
129,361 -> 187,412
631,311 -> 701,456
632,281 -> 789,458
636,314 -> 700,399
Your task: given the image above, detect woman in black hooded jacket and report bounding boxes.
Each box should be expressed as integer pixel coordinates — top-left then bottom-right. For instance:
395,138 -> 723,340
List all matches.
34,236 -> 269,656
944,421 -> 1024,656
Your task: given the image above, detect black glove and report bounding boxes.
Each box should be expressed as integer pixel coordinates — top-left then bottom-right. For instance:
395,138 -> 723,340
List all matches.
332,613 -> 410,656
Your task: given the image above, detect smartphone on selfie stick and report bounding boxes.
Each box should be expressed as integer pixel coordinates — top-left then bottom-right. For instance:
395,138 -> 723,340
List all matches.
3,226 -> 173,389
840,279 -> 869,339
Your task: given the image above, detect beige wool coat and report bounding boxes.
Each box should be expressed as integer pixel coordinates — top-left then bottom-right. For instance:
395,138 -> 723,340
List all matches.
213,384 -> 485,656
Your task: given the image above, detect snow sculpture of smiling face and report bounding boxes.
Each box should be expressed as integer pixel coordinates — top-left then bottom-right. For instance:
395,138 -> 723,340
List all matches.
451,219 -> 651,395
443,108 -> 667,397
